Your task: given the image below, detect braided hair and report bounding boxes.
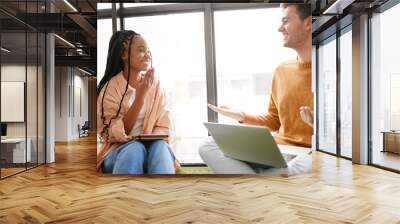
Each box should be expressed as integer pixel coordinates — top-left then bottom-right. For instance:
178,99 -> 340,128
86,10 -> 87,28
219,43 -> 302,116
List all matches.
98,30 -> 139,139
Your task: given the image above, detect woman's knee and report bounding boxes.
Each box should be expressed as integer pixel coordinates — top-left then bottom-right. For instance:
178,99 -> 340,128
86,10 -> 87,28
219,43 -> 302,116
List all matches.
147,141 -> 174,174
148,141 -> 173,163
198,145 -> 208,159
118,141 -> 147,162
113,141 -> 147,174
149,140 -> 168,150
148,140 -> 171,158
148,140 -> 171,157
102,149 -> 118,173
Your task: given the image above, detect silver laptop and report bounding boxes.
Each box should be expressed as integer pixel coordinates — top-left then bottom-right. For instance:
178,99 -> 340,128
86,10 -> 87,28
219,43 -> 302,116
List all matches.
204,122 -> 297,168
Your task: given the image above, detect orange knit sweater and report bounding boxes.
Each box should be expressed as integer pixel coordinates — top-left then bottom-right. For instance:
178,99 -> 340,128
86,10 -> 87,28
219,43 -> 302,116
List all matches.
241,58 -> 313,147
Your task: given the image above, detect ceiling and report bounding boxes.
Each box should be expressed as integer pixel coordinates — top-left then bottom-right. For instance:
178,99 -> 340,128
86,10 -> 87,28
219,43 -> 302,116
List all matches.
0,0 -> 97,75
1,0 -> 393,75
310,0 -> 389,43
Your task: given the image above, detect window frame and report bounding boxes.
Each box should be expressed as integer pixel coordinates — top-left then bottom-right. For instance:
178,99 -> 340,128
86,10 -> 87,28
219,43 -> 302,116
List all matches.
97,3 -> 289,166
338,24 -> 353,160
314,17 -> 353,161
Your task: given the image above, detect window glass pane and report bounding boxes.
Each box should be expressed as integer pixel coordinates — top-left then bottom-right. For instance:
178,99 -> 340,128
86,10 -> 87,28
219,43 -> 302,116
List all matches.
97,3 -> 120,10
97,19 -> 112,86
318,37 -> 337,154
1,31 -> 27,177
27,31 -> 38,169
124,13 -> 207,163
371,3 -> 400,171
38,33 -> 45,165
340,29 -> 352,158
123,3 -> 177,8
1,1 -> 46,179
117,18 -> 120,31
97,3 -> 113,10
214,8 -> 296,124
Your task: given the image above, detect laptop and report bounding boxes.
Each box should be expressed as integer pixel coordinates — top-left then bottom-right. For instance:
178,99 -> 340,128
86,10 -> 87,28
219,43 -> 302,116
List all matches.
203,122 -> 298,168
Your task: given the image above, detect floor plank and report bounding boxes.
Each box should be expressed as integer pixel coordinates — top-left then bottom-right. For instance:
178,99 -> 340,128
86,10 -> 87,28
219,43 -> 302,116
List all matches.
0,135 -> 399,223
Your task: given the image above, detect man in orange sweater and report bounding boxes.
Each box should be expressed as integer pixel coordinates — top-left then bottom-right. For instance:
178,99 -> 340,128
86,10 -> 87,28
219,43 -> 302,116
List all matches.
199,3 -> 313,175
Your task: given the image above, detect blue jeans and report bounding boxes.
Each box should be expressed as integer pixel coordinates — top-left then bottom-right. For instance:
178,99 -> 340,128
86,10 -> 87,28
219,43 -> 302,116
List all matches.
102,140 -> 175,174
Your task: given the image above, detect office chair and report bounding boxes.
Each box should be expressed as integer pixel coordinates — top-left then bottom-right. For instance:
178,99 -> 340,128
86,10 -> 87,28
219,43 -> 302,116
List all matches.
79,121 -> 90,138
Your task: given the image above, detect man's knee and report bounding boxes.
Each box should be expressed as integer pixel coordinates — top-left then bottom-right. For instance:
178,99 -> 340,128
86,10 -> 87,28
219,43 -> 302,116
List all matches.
198,143 -> 210,159
198,140 -> 219,159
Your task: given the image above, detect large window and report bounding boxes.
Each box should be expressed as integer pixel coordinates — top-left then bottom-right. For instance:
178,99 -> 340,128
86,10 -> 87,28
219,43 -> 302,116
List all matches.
317,37 -> 337,154
97,19 -> 112,85
339,28 -> 352,158
371,3 -> 400,171
214,8 -> 295,124
100,4 -> 306,165
124,13 -> 208,163
316,25 -> 352,159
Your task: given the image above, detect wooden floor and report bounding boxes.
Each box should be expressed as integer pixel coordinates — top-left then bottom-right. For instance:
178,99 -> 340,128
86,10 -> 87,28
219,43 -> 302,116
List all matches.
0,136 -> 400,223
372,150 -> 400,171
1,163 -> 45,178
1,167 -> 26,178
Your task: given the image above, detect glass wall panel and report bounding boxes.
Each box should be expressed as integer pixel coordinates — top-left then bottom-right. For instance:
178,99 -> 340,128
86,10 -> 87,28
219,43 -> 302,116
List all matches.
25,0 -> 38,169
317,37 -> 337,154
0,0 -> 46,179
38,33 -> 45,165
1,31 -> 28,177
371,3 -> 400,171
339,29 -> 352,158
27,31 -> 38,169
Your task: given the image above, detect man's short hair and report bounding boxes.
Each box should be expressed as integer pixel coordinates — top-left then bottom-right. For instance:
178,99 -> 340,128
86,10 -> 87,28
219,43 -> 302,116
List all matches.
280,3 -> 311,20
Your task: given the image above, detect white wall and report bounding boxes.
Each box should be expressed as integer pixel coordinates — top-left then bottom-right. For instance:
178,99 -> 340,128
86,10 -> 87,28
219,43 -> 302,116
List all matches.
1,65 -> 26,140
1,64 -> 46,164
54,66 -> 89,141
54,66 -> 69,141
1,65 -> 38,138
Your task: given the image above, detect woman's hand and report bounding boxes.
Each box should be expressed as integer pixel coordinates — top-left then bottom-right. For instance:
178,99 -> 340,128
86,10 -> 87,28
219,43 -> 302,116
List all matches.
299,106 -> 313,128
208,104 -> 245,122
135,68 -> 155,101
174,159 -> 181,171
123,68 -> 154,135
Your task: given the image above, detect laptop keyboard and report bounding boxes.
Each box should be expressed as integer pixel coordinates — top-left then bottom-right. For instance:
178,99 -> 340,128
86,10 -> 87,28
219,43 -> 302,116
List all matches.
282,153 -> 297,162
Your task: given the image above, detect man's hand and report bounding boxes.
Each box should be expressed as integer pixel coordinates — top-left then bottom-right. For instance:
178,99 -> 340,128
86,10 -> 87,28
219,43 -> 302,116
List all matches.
299,106 -> 313,128
208,104 -> 245,121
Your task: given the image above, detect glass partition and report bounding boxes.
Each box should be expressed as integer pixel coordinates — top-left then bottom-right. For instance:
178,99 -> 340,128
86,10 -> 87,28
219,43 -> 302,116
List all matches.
370,3 -> 400,171
339,28 -> 352,158
317,36 -> 337,155
0,0 -> 46,179
0,31 -> 28,177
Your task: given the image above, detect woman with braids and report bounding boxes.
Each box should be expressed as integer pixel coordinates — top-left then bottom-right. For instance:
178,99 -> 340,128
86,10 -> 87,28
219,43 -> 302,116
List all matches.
97,30 -> 179,174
